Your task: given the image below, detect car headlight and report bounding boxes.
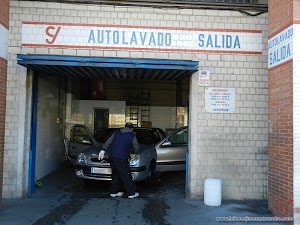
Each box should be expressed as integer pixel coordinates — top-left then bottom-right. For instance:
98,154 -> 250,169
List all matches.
129,154 -> 141,166
77,153 -> 87,164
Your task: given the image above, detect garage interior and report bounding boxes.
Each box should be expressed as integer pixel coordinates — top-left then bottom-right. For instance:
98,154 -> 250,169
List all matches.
17,54 -> 198,193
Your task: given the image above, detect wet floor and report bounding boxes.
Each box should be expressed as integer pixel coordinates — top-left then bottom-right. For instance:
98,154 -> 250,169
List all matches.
3,165 -> 187,225
0,165 -> 290,225
35,165 -> 186,198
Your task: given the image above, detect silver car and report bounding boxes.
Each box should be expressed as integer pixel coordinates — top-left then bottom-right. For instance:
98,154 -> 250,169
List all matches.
67,124 -> 98,164
155,126 -> 188,172
73,126 -> 166,182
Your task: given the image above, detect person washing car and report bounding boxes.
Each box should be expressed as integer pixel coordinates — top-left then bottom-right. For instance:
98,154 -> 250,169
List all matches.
98,122 -> 140,198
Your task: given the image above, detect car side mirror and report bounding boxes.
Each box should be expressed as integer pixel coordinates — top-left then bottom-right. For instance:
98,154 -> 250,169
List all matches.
82,138 -> 92,145
161,141 -> 171,147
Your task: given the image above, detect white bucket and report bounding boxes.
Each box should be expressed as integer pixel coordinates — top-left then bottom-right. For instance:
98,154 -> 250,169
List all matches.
204,178 -> 222,206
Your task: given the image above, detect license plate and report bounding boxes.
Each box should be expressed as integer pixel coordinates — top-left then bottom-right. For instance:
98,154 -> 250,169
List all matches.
91,167 -> 111,174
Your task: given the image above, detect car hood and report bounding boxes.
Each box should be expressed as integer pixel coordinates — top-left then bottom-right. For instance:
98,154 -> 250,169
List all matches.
81,143 -> 155,158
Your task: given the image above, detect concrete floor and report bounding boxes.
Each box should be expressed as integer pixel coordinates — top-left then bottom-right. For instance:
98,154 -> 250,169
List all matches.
0,165 -> 289,225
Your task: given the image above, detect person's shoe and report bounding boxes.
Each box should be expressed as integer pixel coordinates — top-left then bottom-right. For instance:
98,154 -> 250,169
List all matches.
128,192 -> 139,199
110,192 -> 124,197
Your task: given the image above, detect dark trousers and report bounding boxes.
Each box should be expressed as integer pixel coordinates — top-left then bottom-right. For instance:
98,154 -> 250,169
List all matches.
109,157 -> 136,196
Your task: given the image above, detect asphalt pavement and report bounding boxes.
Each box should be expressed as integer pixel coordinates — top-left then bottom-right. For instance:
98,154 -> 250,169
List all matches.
0,165 -> 290,225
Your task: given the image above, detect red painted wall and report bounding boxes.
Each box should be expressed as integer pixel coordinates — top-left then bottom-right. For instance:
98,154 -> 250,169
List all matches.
268,0 -> 294,218
0,0 -> 9,207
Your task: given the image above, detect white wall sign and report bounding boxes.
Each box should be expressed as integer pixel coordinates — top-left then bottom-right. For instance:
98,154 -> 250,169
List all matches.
268,25 -> 293,69
205,87 -> 235,113
0,24 -> 9,60
199,70 -> 210,86
21,22 -> 263,54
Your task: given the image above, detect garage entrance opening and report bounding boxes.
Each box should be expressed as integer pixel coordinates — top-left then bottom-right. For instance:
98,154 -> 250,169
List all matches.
17,55 -> 198,195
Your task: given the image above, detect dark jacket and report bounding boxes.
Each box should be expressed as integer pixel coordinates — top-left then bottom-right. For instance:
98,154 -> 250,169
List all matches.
102,127 -> 139,160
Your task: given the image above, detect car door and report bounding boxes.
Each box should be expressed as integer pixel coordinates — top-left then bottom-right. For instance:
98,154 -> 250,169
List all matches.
68,125 -> 97,163
155,127 -> 188,172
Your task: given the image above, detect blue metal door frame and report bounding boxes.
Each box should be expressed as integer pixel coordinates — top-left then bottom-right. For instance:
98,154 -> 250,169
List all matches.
17,55 -> 198,80
28,72 -> 38,194
17,55 -> 199,70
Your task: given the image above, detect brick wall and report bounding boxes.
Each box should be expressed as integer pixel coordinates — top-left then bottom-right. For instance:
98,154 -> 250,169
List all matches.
6,1 -> 268,199
294,0 -> 300,19
268,0 -> 294,218
268,62 -> 294,217
0,0 -> 9,206
0,0 -> 9,29
190,52 -> 269,200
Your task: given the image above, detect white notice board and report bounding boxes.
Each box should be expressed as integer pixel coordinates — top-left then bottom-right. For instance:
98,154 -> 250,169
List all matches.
205,87 -> 235,113
199,70 -> 210,86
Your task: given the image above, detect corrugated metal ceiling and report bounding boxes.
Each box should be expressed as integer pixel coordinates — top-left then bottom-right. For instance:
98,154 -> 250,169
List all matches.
17,55 -> 199,80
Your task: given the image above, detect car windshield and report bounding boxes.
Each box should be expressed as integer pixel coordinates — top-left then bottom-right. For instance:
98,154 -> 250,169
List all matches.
134,129 -> 156,145
94,128 -> 118,143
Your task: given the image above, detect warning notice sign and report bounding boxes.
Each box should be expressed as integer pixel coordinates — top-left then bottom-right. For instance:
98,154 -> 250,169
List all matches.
205,87 -> 235,113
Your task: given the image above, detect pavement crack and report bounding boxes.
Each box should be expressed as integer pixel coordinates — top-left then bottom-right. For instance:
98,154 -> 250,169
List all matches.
112,199 -> 120,225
